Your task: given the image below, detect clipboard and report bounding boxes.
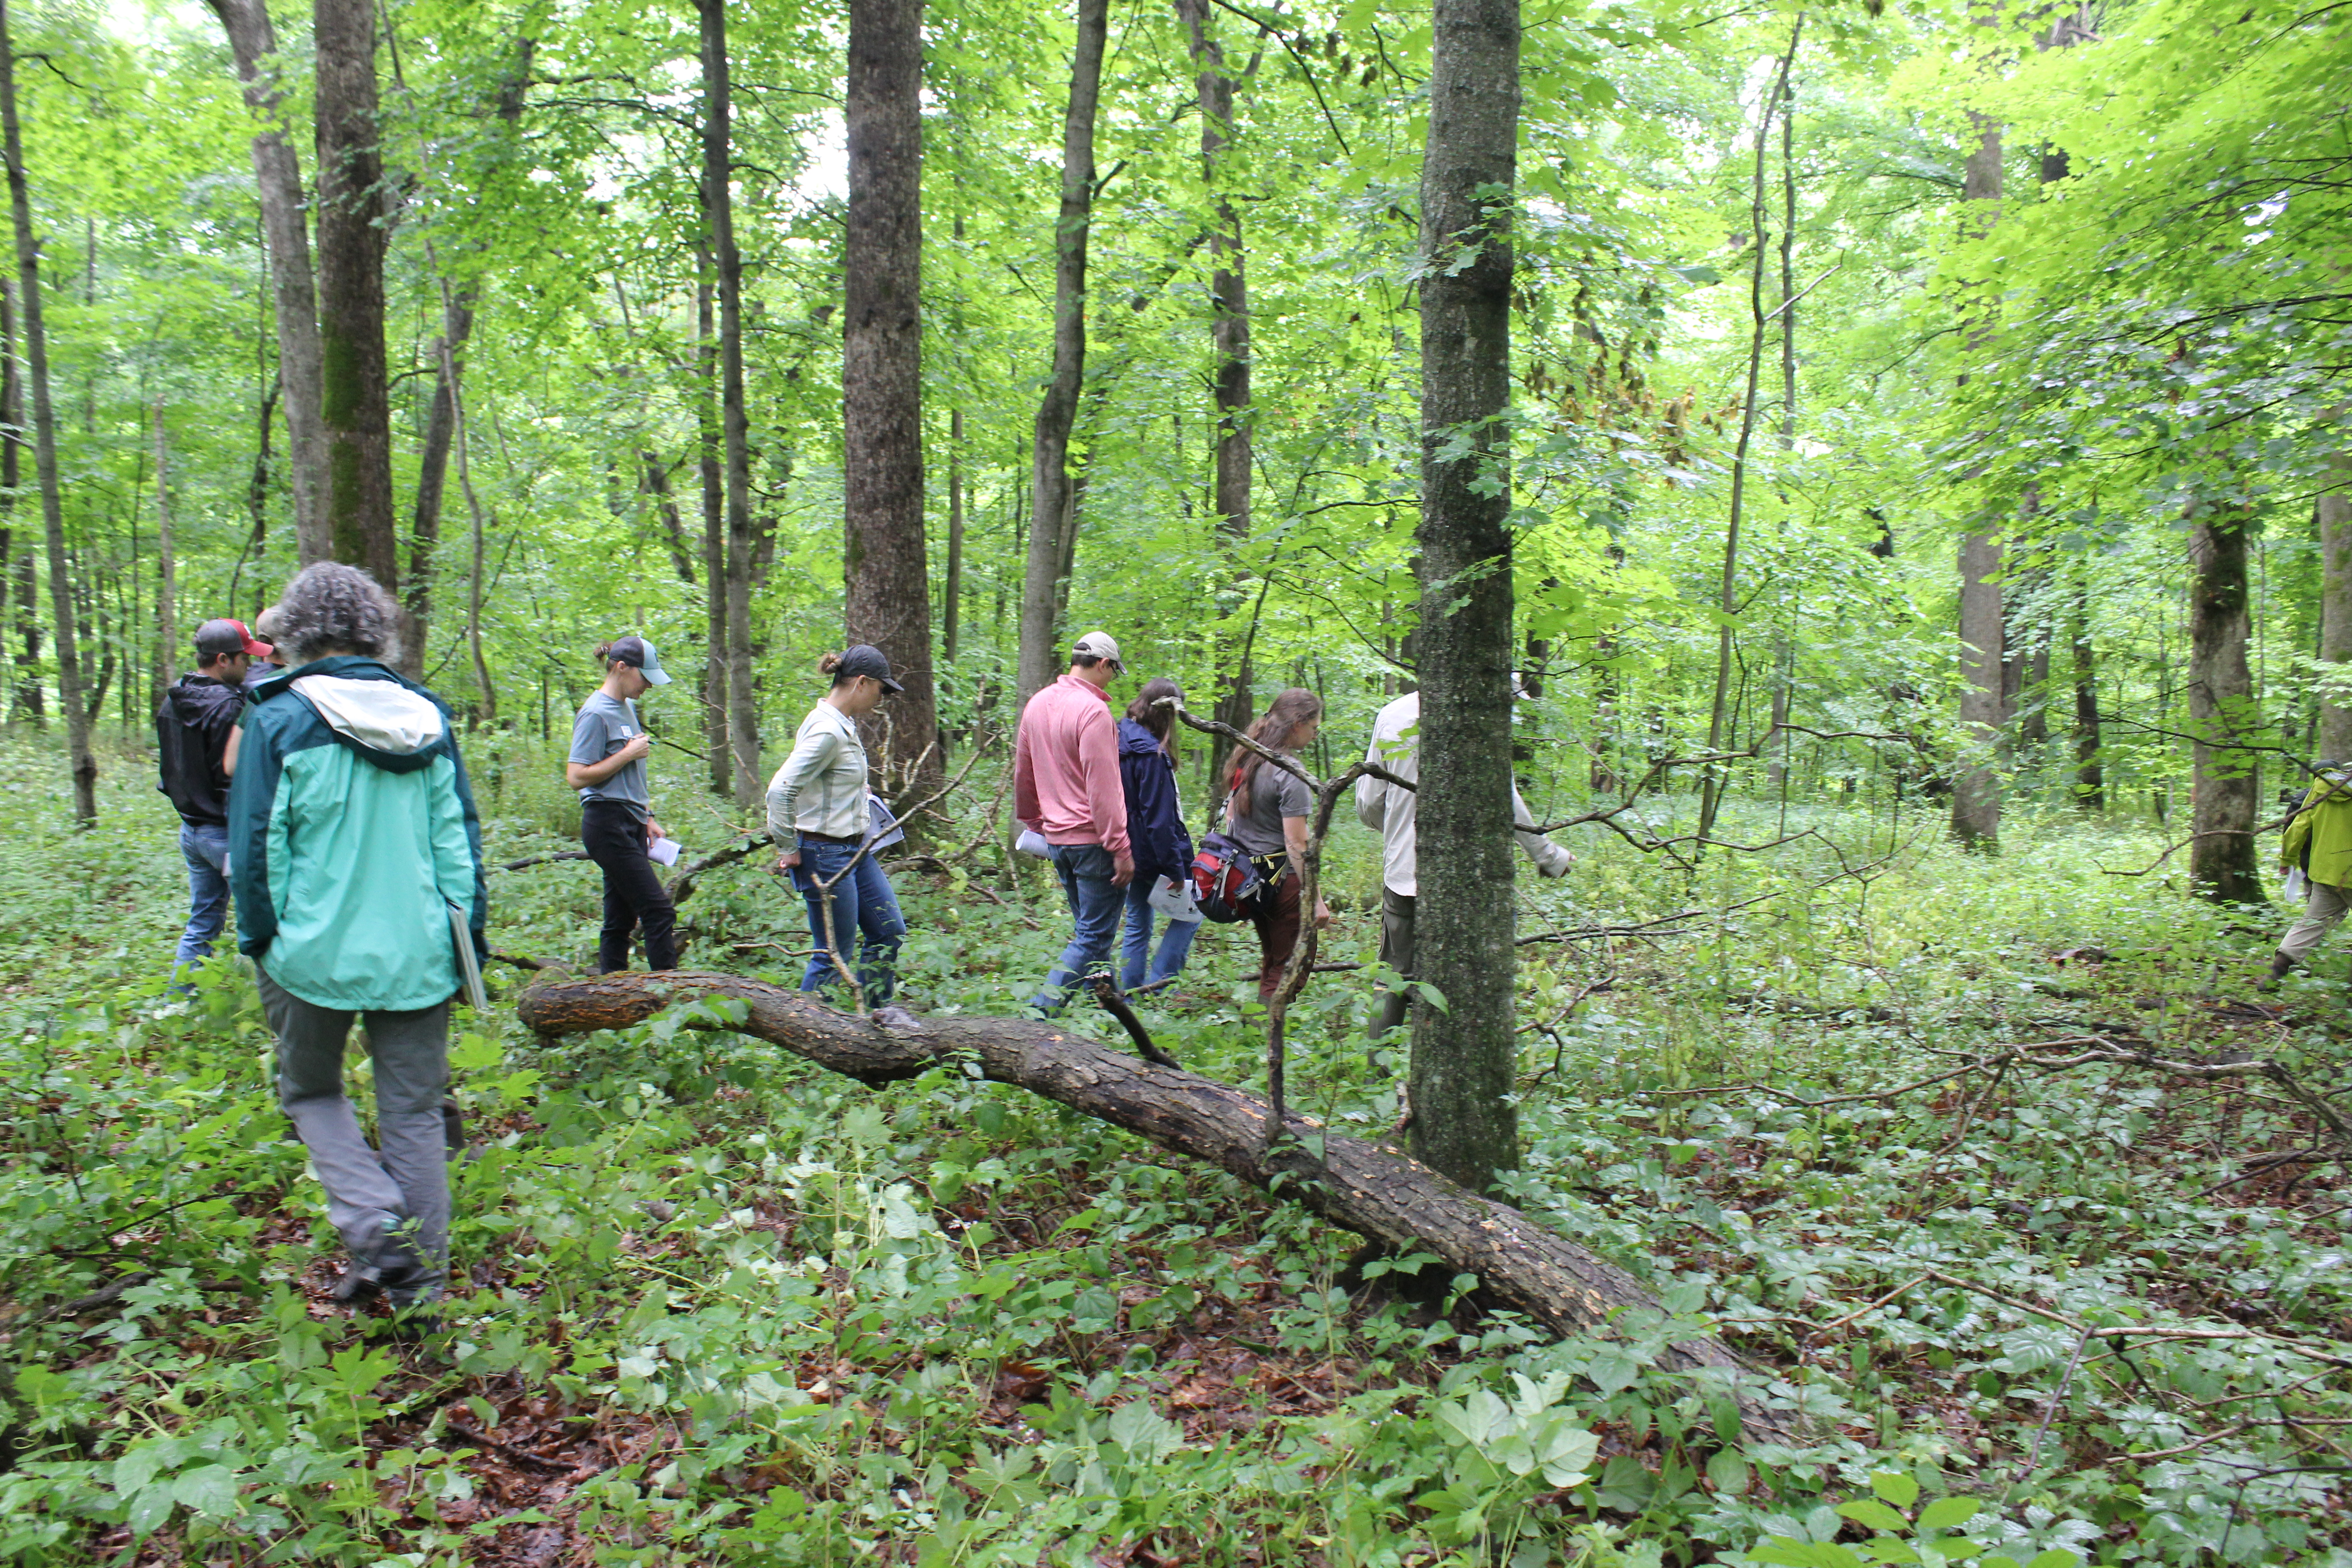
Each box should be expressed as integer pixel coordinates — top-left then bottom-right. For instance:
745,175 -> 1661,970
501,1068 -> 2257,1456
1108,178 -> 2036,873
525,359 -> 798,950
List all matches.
867,793 -> 906,851
448,902 -> 488,1011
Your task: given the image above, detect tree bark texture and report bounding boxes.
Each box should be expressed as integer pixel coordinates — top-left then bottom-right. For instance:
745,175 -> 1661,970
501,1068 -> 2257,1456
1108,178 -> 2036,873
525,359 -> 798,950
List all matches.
696,264 -> 730,798
2070,567 -> 2102,808
514,970 -> 1792,1441
1948,112 -> 2004,850
2318,450 -> 2352,761
1411,0 -> 1520,1194
313,0 -> 398,592
1016,0 -> 1108,713
2188,505 -> 2262,903
0,0 -> 93,817
204,0 -> 328,565
1175,0 -> 1254,738
843,0 -> 939,798
697,0 -> 761,808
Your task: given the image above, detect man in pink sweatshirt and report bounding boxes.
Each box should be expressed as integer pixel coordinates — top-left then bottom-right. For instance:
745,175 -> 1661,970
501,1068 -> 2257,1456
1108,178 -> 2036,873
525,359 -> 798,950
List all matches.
1015,631 -> 1134,1012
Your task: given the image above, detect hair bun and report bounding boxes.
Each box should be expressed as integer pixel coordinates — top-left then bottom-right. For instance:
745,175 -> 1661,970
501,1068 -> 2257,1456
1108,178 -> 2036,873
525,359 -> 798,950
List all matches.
594,640 -> 616,662
818,651 -> 844,675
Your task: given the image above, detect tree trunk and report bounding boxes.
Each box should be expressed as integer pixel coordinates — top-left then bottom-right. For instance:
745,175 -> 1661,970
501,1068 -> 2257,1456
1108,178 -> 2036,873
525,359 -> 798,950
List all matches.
1175,0 -> 1254,738
404,36 -> 531,680
2318,449 -> 2352,760
696,262 -> 730,798
696,0 -> 761,808
1698,20 -> 1800,845
1,0 -> 93,817
514,969 -> 1793,1442
1015,0 -> 1109,714
0,276 -> 34,724
1410,0 -> 1521,1195
2189,502 -> 2262,903
1948,112 -> 2004,850
843,0 -> 938,797
313,0 -> 397,590
943,407 -> 964,667
150,398 -> 174,716
641,451 -> 697,585
2070,565 -> 2102,808
203,0 -> 328,565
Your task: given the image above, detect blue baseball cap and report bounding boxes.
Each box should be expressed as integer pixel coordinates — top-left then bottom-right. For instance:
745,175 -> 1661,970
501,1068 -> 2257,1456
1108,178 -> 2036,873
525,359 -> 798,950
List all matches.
607,634 -> 671,686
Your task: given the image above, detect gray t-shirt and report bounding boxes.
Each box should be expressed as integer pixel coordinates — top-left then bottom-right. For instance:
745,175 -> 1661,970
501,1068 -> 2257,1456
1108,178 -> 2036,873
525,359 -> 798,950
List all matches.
570,692 -> 649,819
1229,757 -> 1311,857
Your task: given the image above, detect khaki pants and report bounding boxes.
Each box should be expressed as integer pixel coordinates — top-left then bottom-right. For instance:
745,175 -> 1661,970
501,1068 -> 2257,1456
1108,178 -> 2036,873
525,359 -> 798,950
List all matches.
2279,881 -> 2351,963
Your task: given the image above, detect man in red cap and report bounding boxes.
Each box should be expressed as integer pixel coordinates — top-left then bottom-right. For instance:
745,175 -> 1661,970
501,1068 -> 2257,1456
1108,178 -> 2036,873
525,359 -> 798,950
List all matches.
156,617 -> 270,983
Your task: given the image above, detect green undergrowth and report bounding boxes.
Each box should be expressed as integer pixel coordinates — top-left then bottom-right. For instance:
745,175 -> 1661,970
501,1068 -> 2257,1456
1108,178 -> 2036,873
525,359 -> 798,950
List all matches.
0,733 -> 2347,1565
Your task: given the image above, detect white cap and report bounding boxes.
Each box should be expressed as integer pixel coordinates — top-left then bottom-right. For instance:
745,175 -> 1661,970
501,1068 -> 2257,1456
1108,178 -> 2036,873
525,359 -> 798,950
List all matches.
1072,631 -> 1123,669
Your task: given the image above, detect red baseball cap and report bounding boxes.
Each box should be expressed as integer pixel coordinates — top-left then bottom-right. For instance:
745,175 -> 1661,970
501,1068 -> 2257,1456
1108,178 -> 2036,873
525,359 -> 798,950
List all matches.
194,618 -> 272,660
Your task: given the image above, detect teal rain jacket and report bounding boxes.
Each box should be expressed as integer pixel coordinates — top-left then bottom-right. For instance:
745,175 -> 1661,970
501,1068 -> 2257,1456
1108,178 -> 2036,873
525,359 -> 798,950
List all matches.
228,657 -> 487,1012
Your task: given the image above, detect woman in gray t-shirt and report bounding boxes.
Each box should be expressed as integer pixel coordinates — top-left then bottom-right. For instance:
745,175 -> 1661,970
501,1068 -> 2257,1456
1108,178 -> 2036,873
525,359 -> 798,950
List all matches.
1221,687 -> 1332,1002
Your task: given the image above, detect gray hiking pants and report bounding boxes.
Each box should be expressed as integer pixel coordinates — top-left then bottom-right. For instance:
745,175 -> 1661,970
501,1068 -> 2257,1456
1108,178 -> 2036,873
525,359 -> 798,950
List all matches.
257,968 -> 450,1292
2279,881 -> 2352,964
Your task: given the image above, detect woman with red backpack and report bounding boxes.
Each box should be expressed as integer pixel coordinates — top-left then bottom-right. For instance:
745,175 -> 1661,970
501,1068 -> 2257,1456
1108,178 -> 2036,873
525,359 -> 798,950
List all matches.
1220,688 -> 1333,1003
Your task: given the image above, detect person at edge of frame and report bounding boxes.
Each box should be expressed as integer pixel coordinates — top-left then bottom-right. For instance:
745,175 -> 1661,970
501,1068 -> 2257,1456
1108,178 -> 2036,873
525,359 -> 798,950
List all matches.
765,644 -> 910,1006
2267,759 -> 2352,990
566,635 -> 677,974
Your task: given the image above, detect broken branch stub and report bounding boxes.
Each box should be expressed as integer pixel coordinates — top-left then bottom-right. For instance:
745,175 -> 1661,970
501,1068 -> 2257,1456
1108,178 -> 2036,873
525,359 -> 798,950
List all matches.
514,969 -> 1795,1441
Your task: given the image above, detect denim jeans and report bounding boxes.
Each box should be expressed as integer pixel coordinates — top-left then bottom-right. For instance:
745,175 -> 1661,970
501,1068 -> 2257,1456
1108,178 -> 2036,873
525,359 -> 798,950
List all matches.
174,822 -> 232,974
793,838 -> 906,1005
1030,843 -> 1124,1013
1120,875 -> 1199,993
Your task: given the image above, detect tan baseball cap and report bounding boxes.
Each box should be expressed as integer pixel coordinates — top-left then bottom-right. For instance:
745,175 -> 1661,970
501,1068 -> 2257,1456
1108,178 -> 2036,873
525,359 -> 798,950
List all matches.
1072,631 -> 1123,670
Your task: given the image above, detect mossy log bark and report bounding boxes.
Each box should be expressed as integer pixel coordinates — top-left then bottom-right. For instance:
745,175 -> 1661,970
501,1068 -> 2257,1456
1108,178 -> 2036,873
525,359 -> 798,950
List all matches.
516,970 -> 1794,1441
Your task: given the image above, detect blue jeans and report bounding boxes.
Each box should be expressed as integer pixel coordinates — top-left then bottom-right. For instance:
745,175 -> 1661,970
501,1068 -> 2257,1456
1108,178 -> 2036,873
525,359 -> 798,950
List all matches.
1121,876 -> 1199,993
792,838 -> 906,1005
174,822 -> 231,975
1030,843 -> 1123,1013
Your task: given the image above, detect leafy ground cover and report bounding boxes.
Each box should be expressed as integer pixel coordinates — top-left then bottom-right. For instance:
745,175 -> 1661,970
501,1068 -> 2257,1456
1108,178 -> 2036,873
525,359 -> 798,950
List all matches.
1,734 -> 2347,1565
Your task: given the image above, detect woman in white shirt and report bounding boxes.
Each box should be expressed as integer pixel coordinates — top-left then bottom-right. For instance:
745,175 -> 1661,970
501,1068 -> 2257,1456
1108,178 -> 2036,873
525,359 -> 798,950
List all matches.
765,645 -> 907,1004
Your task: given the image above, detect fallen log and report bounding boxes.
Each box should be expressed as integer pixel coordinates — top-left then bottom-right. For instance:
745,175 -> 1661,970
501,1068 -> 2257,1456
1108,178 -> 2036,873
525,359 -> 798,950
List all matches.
517,969 -> 1794,1441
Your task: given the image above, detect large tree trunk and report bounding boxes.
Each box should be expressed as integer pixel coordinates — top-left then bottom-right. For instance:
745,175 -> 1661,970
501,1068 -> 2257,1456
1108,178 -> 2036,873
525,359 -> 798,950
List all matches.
1948,113 -> 2004,850
203,0 -> 328,565
2318,449 -> 2352,760
313,0 -> 397,590
0,0 -> 93,818
2189,503 -> 2262,903
696,263 -> 730,797
1174,0 -> 1254,737
149,398 -> 174,716
1411,0 -> 1520,1194
1015,0 -> 1109,713
514,970 -> 1793,1441
696,0 -> 761,808
843,0 -> 939,798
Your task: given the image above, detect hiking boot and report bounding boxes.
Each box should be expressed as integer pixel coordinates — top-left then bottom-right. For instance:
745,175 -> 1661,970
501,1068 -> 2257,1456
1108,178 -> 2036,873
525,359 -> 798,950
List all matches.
2259,951 -> 2296,993
332,1234 -> 431,1305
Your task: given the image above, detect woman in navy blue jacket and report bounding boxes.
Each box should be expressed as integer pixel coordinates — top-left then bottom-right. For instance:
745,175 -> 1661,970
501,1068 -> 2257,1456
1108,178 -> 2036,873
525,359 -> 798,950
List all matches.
1117,679 -> 1199,992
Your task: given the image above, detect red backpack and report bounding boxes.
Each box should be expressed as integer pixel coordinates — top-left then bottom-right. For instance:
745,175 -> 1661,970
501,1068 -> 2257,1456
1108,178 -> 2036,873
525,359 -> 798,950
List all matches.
1188,830 -> 1262,923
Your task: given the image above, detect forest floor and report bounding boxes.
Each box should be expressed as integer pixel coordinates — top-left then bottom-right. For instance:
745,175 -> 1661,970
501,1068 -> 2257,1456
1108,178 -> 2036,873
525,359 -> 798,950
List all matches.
1,731 -> 2348,1568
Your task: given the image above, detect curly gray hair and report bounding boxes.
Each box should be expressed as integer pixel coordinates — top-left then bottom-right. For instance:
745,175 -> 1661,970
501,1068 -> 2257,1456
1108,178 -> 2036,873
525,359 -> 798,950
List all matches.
270,562 -> 403,666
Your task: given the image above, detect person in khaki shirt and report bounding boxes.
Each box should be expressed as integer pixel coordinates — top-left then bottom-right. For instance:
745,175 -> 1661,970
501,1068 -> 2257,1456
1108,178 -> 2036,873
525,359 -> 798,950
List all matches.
766,644 -> 907,1005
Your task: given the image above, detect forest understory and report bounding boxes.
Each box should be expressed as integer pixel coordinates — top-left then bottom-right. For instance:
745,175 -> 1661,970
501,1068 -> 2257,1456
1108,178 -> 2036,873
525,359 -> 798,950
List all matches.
4,734 -> 2348,1568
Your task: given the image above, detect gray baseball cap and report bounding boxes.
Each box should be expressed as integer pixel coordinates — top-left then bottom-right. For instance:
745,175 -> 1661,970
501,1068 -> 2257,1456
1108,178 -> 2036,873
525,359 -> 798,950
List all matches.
607,634 -> 671,685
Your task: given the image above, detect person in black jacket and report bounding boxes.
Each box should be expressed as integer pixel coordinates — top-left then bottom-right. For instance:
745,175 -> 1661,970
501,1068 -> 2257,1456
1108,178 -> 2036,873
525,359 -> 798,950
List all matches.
157,617 -> 271,978
1116,678 -> 1200,993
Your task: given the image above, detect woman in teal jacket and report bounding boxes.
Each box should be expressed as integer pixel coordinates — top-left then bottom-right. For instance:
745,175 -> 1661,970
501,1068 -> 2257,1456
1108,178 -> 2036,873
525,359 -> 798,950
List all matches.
228,563 -> 485,1310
